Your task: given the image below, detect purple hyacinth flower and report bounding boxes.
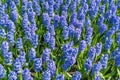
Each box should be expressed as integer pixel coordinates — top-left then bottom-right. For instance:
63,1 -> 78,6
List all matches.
104,37 -> 112,50
22,68 -> 33,80
47,60 -> 56,77
28,48 -> 36,62
42,70 -> 51,80
33,1 -> 40,15
84,58 -> 92,73
4,52 -> 13,65
16,38 -> 23,50
44,31 -> 51,43
62,26 -> 69,40
71,71 -> 81,80
10,10 -> 18,22
7,31 -> 15,45
91,62 -> 102,76
34,58 -> 42,72
95,43 -> 102,55
8,71 -> 17,80
30,34 -> 38,48
1,41 -> 9,56
116,32 -> 120,46
0,29 -> 6,38
115,54 -> 120,67
99,54 -> 108,69
13,58 -> 22,73
42,48 -> 51,62
61,56 -> 76,71
79,40 -> 86,52
87,47 -> 96,61
0,64 -> 5,78
53,15 -> 60,27
42,13 -> 51,27
56,74 -> 64,80
74,28 -> 81,41
18,50 -> 26,65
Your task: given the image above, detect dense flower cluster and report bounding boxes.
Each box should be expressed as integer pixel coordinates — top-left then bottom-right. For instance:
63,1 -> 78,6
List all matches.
0,0 -> 120,79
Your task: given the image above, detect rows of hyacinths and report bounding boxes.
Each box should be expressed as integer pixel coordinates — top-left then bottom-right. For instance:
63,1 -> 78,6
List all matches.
0,0 -> 120,80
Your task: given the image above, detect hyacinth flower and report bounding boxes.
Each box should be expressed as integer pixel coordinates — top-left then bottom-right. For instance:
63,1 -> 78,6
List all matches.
22,68 -> 33,80
33,0 -> 40,15
34,58 -> 42,72
4,52 -> 13,65
18,50 -> 26,65
42,48 -> 51,62
56,74 -> 64,80
8,71 -> 17,80
6,31 -> 15,45
44,31 -> 51,43
70,12 -> 77,26
0,64 -> 5,78
91,62 -> 102,76
47,60 -> 56,77
48,0 -> 54,5
1,41 -> 9,56
53,15 -> 60,27
116,32 -> 120,47
74,28 -> 81,41
21,0 -> 28,15
48,36 -> 55,50
84,18 -> 91,27
42,70 -> 51,80
47,25 -> 55,36
62,26 -> 69,40
30,34 -> 38,48
95,43 -> 102,56
48,5 -> 54,17
16,38 -> 23,50
79,40 -> 86,52
94,73 -> 101,80
85,27 -> 93,46
111,48 -> 120,58
71,71 -> 81,80
69,24 -> 75,38
70,1 -> 76,14
28,48 -> 36,62
104,37 -> 112,50
0,29 -> 6,38
13,58 -> 22,73
87,47 -> 96,61
84,58 -> 92,73
60,15 -> 68,28
99,54 -> 108,69
61,56 -> 76,71
42,1 -> 49,12
97,23 -> 106,35
117,0 -> 120,8
114,54 -> 120,67
78,9 -> 85,22
42,12 -> 51,27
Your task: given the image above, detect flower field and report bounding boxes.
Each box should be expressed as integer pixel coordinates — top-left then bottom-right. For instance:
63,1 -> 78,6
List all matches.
0,0 -> 120,80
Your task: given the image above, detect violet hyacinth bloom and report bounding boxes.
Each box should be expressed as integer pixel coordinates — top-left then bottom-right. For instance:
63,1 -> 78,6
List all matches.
71,71 -> 81,80
1,41 -> 9,56
13,58 -> 22,73
34,58 -> 42,72
16,38 -> 23,50
18,50 -> 26,65
4,52 -> 13,65
33,0 -> 40,15
85,27 -> 93,45
28,48 -> 36,61
47,60 -> 56,77
104,37 -> 112,50
0,29 -> 6,38
95,43 -> 102,55
42,70 -> 51,80
22,68 -> 33,80
56,74 -> 64,80
8,71 -> 17,80
0,64 -> 5,78
42,48 -> 51,62
84,58 -> 92,73
79,40 -> 86,52
87,47 -> 96,61
116,32 -> 120,47
99,54 -> 108,69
